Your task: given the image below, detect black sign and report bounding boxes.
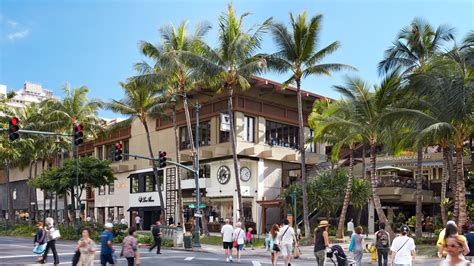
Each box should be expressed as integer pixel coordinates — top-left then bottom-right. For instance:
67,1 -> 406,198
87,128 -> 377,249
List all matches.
138,196 -> 155,203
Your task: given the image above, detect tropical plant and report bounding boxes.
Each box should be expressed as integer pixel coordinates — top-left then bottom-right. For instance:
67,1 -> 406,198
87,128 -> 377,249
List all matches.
107,80 -> 167,221
378,17 -> 454,237
268,11 -> 355,236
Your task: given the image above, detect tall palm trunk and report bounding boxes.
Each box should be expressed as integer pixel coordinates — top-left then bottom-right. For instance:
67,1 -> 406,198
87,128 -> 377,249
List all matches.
415,144 -> 423,237
362,144 -> 366,179
296,79 -> 310,237
440,147 -> 449,225
172,104 -> 185,231
143,120 -> 166,222
369,144 -> 394,236
448,145 -> 457,220
227,88 -> 244,222
455,147 -> 467,227
336,147 -> 354,238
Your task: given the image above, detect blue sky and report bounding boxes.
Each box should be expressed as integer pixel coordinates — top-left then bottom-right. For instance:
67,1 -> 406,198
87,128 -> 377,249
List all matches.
1,0 -> 473,118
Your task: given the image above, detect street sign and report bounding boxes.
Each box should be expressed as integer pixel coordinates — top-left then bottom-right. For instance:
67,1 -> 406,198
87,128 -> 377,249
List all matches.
75,210 -> 80,219
194,212 -> 202,218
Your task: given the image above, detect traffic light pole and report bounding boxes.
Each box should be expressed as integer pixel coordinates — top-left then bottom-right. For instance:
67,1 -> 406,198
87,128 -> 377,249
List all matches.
0,128 -> 73,137
193,102 -> 201,247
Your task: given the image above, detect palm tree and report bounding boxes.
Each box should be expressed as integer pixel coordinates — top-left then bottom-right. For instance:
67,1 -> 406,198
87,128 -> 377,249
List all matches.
107,80 -> 168,222
327,72 -> 403,236
378,18 -> 454,237
268,11 -> 355,236
136,21 -> 210,230
187,3 -> 271,222
309,100 -> 362,238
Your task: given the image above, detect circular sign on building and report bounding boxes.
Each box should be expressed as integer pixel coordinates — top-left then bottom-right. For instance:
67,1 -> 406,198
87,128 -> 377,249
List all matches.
240,167 -> 251,182
217,165 -> 231,184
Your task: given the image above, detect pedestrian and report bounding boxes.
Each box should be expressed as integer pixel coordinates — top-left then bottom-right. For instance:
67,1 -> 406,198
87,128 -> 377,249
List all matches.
347,218 -> 355,239
33,222 -> 46,262
121,227 -> 138,266
246,227 -> 254,250
121,215 -> 128,226
86,215 -> 92,222
465,224 -> 474,262
39,217 -> 60,265
221,218 -> 234,262
233,222 -> 246,262
375,222 -> 391,266
296,225 -> 302,242
100,223 -> 116,266
279,219 -> 297,266
438,223 -> 470,259
438,235 -> 473,266
135,214 -> 141,230
77,227 -> 96,266
390,225 -> 416,266
265,229 -> 272,251
270,224 -> 280,266
314,220 -> 330,266
438,221 -> 458,250
349,226 -> 365,266
168,216 -> 174,226
149,220 -> 162,254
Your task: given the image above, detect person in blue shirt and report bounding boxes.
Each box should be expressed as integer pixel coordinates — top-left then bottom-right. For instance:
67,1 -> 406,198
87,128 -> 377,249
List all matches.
100,223 -> 115,266
465,224 -> 474,262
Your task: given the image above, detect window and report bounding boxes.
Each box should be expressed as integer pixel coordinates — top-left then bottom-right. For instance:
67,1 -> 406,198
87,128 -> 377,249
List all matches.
186,164 -> 211,180
145,175 -> 155,192
98,186 -> 105,195
123,140 -> 130,161
219,115 -> 230,143
105,144 -> 115,162
265,120 -> 299,149
130,171 -> 163,193
131,176 -> 139,193
179,121 -> 212,150
108,182 -> 114,194
97,146 -> 103,160
243,116 -> 255,143
309,129 -> 316,153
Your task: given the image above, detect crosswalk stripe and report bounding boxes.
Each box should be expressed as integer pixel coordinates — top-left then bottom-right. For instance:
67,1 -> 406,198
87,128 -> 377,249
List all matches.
252,261 -> 262,266
184,256 -> 194,260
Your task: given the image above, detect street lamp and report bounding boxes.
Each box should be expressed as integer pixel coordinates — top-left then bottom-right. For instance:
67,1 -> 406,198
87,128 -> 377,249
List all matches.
193,101 -> 202,247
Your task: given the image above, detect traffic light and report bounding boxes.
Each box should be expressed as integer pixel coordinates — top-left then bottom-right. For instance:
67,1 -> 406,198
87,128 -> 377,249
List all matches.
158,151 -> 167,168
114,143 -> 123,161
8,117 -> 20,141
73,123 -> 83,146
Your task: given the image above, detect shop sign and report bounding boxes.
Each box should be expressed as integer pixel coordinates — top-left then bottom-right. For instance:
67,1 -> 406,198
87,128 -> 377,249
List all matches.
138,196 -> 154,203
378,155 -> 431,162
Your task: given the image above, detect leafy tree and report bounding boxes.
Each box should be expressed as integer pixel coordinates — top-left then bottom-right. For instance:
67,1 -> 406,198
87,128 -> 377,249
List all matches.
268,11 -> 355,236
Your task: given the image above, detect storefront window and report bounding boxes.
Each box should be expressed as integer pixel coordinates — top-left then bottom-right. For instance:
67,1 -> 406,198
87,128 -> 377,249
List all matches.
145,175 -> 155,192
131,176 -> 139,193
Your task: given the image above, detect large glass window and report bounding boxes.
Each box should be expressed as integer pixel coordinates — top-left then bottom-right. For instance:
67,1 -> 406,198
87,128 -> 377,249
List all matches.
265,120 -> 299,149
185,164 -> 211,180
130,171 -> 164,193
243,116 -> 254,143
219,115 -> 230,143
98,186 -> 105,195
309,129 -> 315,153
108,182 -> 114,195
131,176 -> 139,193
179,121 -> 211,150
145,175 -> 155,192
105,144 -> 115,161
97,146 -> 103,160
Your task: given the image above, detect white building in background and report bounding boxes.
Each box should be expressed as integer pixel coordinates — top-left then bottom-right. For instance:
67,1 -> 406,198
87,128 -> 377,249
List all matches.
0,82 -> 54,108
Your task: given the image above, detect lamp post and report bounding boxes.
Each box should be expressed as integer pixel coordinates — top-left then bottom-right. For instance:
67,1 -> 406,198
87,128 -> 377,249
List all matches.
193,101 -> 202,247
290,193 -> 297,229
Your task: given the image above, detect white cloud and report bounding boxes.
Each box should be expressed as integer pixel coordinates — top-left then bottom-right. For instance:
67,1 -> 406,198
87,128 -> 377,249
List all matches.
7,29 -> 29,41
7,20 -> 18,27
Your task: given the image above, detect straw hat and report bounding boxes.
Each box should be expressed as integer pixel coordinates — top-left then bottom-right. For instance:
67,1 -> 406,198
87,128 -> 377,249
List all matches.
318,220 -> 329,228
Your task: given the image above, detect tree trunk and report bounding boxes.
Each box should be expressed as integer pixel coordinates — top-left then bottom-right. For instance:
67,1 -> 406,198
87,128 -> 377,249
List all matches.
172,104 -> 185,232
296,79 -> 310,238
143,120 -> 166,222
415,144 -> 423,238
362,144 -> 366,179
440,147 -> 449,225
43,190 -> 46,222
28,160 -> 34,225
4,161 -> 13,227
227,88 -> 244,223
336,148 -> 354,239
455,147 -> 467,228
369,144 -> 394,237
448,145 -> 457,221
63,193 -> 69,226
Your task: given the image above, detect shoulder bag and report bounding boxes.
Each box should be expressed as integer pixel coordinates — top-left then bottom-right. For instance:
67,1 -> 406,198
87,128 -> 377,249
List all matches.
273,226 -> 290,252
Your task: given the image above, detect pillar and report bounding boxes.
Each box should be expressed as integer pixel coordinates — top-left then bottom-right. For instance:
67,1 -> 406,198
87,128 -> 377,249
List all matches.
368,199 -> 375,234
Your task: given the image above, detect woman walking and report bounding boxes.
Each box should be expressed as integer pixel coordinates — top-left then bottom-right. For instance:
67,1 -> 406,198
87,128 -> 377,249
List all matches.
349,226 -> 365,266
121,227 -> 138,266
438,223 -> 470,259
246,227 -> 254,250
438,235 -> 473,266
233,222 -> 246,263
314,220 -> 330,266
39,217 -> 59,265
33,222 -> 46,262
270,224 -> 280,266
77,228 -> 96,266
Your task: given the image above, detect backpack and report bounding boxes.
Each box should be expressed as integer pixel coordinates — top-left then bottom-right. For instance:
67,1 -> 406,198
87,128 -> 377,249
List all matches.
376,230 -> 389,249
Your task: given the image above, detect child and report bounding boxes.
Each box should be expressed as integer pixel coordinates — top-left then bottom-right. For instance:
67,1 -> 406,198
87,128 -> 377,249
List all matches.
246,227 -> 254,250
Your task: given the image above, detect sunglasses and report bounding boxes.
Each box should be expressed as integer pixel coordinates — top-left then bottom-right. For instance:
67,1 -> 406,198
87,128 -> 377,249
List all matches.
446,244 -> 461,248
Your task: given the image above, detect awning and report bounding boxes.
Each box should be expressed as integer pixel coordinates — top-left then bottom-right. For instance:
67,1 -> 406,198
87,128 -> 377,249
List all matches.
127,206 -> 161,212
366,160 -> 444,170
376,166 -> 412,172
126,168 -> 154,178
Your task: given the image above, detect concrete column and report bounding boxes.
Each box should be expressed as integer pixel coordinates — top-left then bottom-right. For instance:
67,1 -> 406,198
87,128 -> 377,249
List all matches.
368,199 -> 375,234
256,159 -> 265,234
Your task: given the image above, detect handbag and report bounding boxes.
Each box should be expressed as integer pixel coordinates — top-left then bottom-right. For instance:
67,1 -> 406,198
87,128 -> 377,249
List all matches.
71,250 -> 81,266
32,243 -> 47,255
293,246 -> 301,259
233,229 -> 242,248
50,228 -> 61,240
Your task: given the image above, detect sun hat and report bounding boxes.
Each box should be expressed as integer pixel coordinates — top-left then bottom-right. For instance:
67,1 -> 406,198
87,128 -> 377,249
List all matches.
318,220 -> 329,228
105,223 -> 114,229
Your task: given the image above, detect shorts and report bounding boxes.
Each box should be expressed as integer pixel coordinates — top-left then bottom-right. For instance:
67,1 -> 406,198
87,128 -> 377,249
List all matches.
100,254 -> 114,265
280,243 -> 293,256
223,242 -> 233,250
237,244 -> 244,250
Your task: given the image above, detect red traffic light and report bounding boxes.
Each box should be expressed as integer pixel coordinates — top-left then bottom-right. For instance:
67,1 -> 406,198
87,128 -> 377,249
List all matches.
116,143 -> 122,150
76,124 -> 83,131
10,117 -> 19,125
160,151 -> 167,157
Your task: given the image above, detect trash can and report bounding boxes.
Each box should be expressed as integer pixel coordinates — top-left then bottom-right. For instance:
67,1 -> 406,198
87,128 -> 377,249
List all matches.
183,235 -> 193,249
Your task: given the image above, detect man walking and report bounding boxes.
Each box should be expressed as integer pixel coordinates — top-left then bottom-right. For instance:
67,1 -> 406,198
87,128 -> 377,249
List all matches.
149,220 -> 162,254
221,219 -> 234,262
135,214 -> 141,230
100,223 -> 115,266
279,219 -> 297,266
375,222 -> 390,266
347,218 -> 355,238
390,225 -> 415,266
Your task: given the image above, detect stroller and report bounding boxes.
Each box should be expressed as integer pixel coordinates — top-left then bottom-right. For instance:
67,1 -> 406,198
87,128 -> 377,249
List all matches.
326,245 -> 356,266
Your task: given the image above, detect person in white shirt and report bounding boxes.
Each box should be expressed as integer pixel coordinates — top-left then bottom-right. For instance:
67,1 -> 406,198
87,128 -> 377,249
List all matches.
347,219 -> 355,237
135,215 -> 141,230
221,219 -> 234,262
120,215 -> 128,226
279,219 -> 297,266
390,225 -> 416,266
233,222 -> 246,262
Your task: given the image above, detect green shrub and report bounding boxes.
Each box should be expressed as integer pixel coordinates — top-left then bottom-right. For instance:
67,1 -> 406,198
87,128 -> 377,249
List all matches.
137,233 -> 153,245
58,225 -> 78,240
162,239 -> 173,247
10,225 -> 36,237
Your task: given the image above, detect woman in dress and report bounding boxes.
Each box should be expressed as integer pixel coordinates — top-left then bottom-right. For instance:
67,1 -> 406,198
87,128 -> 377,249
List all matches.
270,224 -> 280,266
233,222 -> 246,263
349,226 -> 365,266
77,228 -> 96,266
121,227 -> 138,266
